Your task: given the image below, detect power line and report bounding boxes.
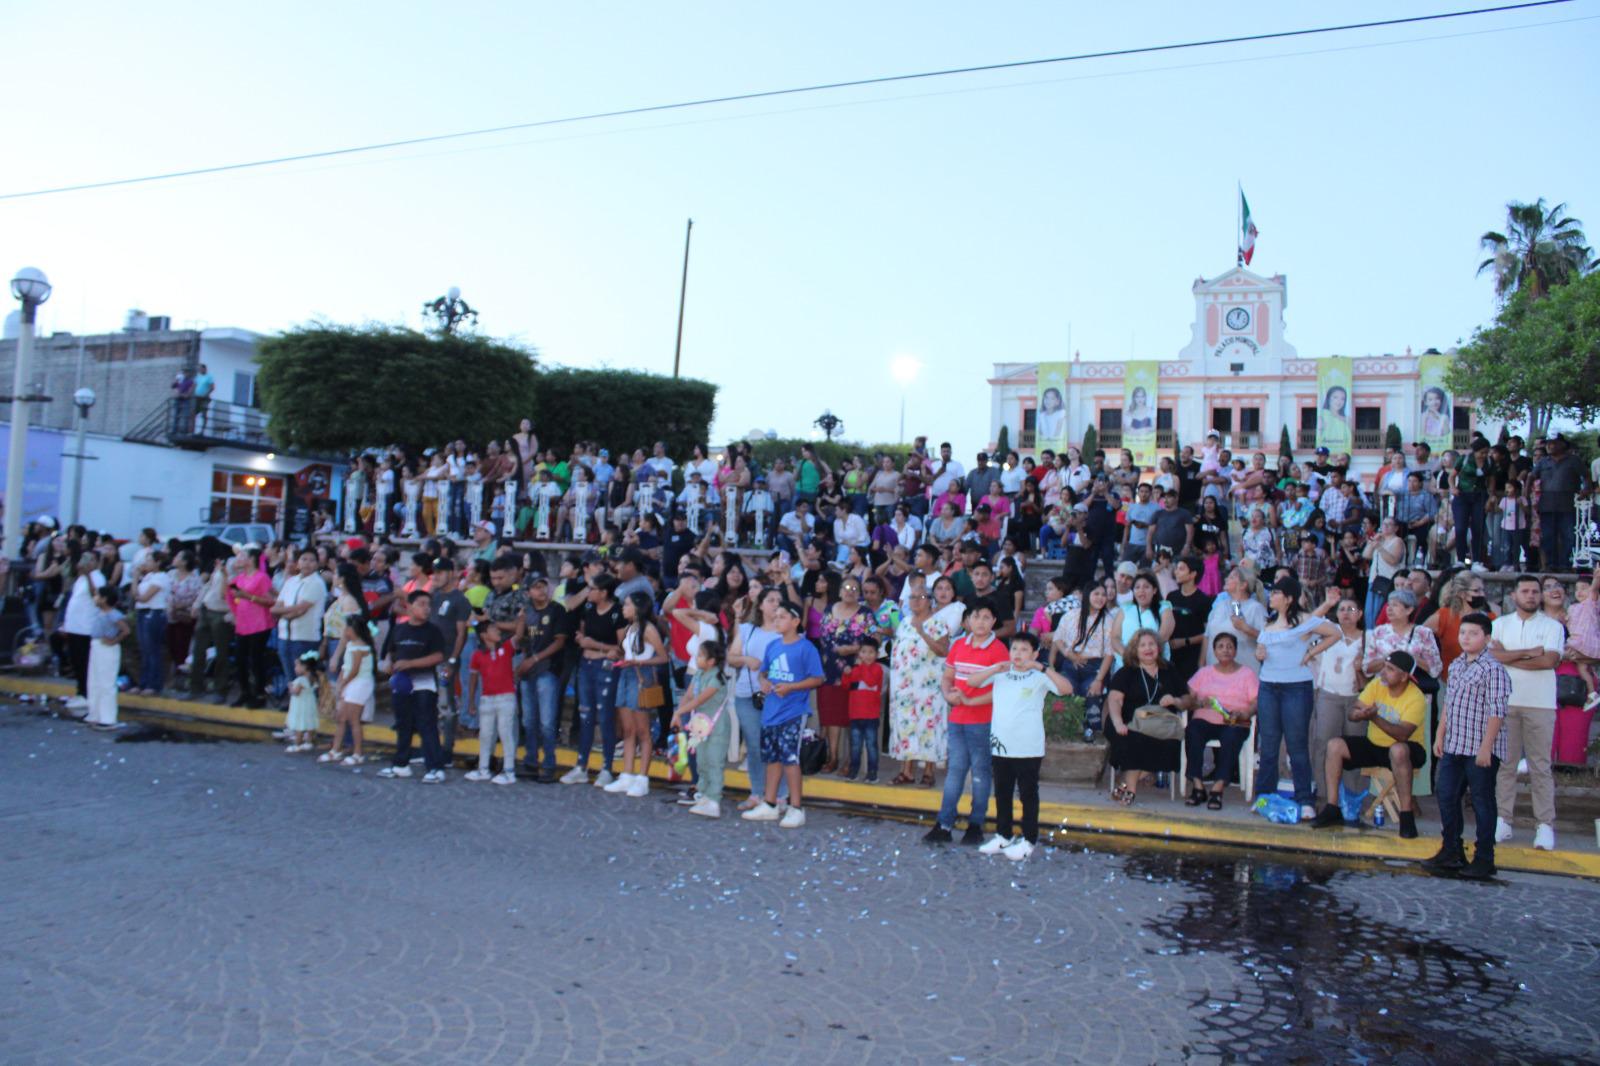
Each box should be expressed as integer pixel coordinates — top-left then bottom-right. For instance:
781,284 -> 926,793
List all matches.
0,0 -> 1572,202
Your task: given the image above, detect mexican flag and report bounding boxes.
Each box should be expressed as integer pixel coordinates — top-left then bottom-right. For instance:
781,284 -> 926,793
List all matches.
1240,188 -> 1258,265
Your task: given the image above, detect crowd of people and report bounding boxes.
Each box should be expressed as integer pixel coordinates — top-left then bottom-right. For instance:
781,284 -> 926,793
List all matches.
12,422 -> 1600,873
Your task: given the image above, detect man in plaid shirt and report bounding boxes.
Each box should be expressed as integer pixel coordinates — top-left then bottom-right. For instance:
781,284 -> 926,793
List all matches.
1288,536 -> 1329,601
1423,612 -> 1509,880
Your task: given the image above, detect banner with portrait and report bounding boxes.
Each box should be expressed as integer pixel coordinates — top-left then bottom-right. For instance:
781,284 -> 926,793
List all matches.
1315,356 -> 1352,455
1417,354 -> 1453,453
1034,362 -> 1070,452
1122,361 -> 1159,469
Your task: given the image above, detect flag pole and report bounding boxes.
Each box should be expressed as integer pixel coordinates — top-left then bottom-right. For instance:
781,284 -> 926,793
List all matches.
1236,181 -> 1242,267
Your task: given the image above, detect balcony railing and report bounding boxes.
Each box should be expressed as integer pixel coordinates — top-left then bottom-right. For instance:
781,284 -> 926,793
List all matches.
1297,428 -> 1317,449
1156,429 -> 1175,450
1097,428 -> 1122,449
1019,429 -> 1036,449
1452,429 -> 1472,452
1353,428 -> 1383,451
125,397 -> 273,452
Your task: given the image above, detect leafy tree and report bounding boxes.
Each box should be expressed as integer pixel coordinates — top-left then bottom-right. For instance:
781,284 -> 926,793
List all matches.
256,325 -> 536,453
1478,199 -> 1595,301
748,438 -> 911,473
1385,423 -> 1403,452
528,368 -> 717,458
996,425 -> 1011,459
1449,272 -> 1600,438
1081,424 -> 1098,459
1279,424 -> 1293,462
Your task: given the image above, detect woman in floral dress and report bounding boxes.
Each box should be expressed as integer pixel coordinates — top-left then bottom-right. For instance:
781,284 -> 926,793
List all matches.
889,576 -> 957,786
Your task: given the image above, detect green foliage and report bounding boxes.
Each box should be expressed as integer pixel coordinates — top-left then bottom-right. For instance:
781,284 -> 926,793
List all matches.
1042,693 -> 1088,743
1081,424 -> 1099,459
1385,423 -> 1403,452
528,367 -> 717,459
995,425 -> 1011,460
1279,424 -> 1294,461
1448,272 -> 1600,433
1477,198 -> 1595,301
256,324 -> 537,453
747,437 -> 912,473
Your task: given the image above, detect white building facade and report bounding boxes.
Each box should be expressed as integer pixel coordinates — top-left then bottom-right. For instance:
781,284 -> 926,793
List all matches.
989,266 -> 1476,486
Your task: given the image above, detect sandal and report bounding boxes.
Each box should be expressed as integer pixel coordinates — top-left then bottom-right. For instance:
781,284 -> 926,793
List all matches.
1184,787 -> 1206,807
317,750 -> 345,764
920,769 -> 936,787
891,771 -> 915,786
1111,784 -> 1136,806
1206,792 -> 1224,811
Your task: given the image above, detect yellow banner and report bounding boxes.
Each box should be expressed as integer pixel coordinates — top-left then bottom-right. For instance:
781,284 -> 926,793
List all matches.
1034,362 -> 1070,452
1316,357 -> 1352,455
1417,354 -> 1452,453
1123,361 -> 1158,468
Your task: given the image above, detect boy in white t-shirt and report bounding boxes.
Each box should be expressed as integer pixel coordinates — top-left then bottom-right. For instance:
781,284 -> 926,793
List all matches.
964,632 -> 1072,861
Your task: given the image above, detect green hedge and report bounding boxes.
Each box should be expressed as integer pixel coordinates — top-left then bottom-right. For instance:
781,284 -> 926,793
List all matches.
746,438 -> 914,472
529,367 -> 717,459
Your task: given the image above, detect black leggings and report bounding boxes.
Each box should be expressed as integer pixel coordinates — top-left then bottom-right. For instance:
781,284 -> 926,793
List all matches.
993,755 -> 1042,843
67,633 -> 92,696
234,631 -> 270,700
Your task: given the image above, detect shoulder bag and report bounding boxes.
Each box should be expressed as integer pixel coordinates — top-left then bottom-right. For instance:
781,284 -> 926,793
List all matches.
1127,668 -> 1184,741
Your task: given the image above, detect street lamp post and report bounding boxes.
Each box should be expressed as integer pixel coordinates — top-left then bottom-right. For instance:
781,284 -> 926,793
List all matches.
5,268 -> 52,560
68,386 -> 96,526
889,354 -> 920,445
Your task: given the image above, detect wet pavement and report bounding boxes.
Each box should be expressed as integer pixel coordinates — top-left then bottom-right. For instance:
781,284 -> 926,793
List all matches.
2,703 -> 1595,1064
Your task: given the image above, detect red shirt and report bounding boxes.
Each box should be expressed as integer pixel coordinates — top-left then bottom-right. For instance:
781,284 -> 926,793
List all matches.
842,662 -> 884,721
946,634 -> 1008,725
469,641 -> 516,696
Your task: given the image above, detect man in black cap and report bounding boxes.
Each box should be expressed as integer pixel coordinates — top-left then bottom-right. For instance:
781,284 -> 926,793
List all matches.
1311,650 -> 1428,837
614,547 -> 653,602
967,451 -> 999,509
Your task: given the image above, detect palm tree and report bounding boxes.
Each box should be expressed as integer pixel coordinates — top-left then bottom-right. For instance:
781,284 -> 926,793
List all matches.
1477,199 -> 1595,301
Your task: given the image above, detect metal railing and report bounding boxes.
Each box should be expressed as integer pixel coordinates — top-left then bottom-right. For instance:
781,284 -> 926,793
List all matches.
124,397 -> 273,451
1353,428 -> 1383,451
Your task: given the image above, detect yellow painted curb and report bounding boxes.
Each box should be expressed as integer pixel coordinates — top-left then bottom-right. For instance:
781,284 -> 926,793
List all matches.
7,675 -> 1598,880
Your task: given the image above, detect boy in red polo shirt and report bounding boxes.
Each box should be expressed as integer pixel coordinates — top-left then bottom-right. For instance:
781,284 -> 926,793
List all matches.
465,623 -> 518,785
925,602 -> 1010,844
841,637 -> 884,782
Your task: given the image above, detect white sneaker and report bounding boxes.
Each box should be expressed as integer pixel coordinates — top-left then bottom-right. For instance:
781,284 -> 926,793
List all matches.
559,765 -> 589,785
464,769 -> 493,782
1533,824 -> 1556,851
626,776 -> 650,798
603,773 -> 633,793
593,770 -> 616,788
689,799 -> 721,818
676,790 -> 704,806
64,696 -> 89,710
491,772 -> 515,786
377,765 -> 412,779
1003,838 -> 1035,861
978,834 -> 1012,856
1300,804 -> 1318,822
1495,817 -> 1514,843
284,744 -> 301,754
295,743 -> 316,753
1585,690 -> 1600,712
271,728 -> 291,739
742,801 -> 781,822
779,806 -> 807,829
421,769 -> 446,784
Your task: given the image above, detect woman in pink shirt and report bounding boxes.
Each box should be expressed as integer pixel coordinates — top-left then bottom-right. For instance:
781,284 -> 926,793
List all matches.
226,547 -> 277,707
1183,631 -> 1259,809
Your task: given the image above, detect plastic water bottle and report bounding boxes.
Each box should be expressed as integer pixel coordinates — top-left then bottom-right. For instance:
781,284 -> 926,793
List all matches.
1374,807 -> 1386,829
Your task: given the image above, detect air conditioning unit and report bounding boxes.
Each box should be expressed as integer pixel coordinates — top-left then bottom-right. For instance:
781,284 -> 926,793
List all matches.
147,316 -> 171,331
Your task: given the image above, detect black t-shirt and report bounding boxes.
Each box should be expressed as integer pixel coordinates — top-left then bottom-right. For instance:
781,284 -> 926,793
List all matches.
1165,587 -> 1211,679
1083,497 -> 1119,547
964,588 -> 1014,631
1176,460 -> 1202,508
1150,507 -> 1194,552
580,598 -> 624,650
431,590 -> 471,655
1108,663 -> 1189,735
663,529 -> 696,581
521,598 -> 568,673
386,620 -> 446,685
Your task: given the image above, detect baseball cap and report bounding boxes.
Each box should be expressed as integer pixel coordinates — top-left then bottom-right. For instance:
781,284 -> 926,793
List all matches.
1385,650 -> 1417,675
1115,562 -> 1138,578
474,520 -> 495,534
345,537 -> 365,550
1206,430 -> 1221,439
1315,446 -> 1329,456
599,448 -> 610,458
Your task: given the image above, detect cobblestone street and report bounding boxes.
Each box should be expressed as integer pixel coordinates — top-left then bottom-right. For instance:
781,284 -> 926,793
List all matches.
3,706 -> 1595,1065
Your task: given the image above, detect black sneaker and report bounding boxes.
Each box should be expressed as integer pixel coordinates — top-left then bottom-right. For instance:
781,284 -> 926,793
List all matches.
1420,846 -> 1466,874
923,825 -> 953,844
865,773 -> 878,784
960,824 -> 985,846
1309,804 -> 1345,829
1399,811 -> 1418,840
1458,855 -> 1497,881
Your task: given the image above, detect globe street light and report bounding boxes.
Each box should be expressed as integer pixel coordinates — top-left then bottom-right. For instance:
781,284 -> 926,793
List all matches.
5,268 -> 52,560
889,354 -> 920,444
68,386 -> 96,526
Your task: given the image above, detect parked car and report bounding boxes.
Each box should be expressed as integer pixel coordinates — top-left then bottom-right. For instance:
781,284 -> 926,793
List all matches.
176,523 -> 277,548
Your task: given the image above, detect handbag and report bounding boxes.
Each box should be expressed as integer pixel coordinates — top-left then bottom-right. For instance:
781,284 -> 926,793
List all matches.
1557,673 -> 1587,707
1405,630 -> 1440,696
1129,704 -> 1185,741
799,730 -> 829,775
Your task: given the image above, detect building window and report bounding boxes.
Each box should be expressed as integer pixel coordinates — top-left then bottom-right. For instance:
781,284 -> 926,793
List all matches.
1354,406 -> 1382,431
210,468 -> 283,523
1099,408 -> 1122,431
1240,408 -> 1261,435
1210,407 -> 1232,434
1022,408 -> 1037,431
232,371 -> 256,407
1353,405 -> 1383,451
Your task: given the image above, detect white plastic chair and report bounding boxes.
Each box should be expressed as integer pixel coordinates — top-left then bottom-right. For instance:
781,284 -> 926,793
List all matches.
1177,711 -> 1256,802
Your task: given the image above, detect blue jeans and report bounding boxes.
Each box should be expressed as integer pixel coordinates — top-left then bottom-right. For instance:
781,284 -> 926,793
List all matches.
848,721 -> 879,777
136,610 -> 167,690
448,480 -> 467,536
519,669 -> 562,772
276,638 -> 315,701
1255,679 -> 1314,804
457,630 -> 479,728
937,722 -> 993,832
1039,524 -> 1063,559
1061,658 -> 1105,733
1436,751 -> 1500,862
575,658 -> 618,774
1452,491 -> 1486,565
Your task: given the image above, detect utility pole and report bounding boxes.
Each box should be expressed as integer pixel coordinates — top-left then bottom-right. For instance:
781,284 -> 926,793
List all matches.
672,218 -> 693,378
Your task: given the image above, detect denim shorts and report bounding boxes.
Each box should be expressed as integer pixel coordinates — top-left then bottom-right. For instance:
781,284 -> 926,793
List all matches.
760,719 -> 803,766
615,665 -> 653,710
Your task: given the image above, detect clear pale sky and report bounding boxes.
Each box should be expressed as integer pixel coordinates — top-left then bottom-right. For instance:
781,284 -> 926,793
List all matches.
6,1 -> 1598,453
